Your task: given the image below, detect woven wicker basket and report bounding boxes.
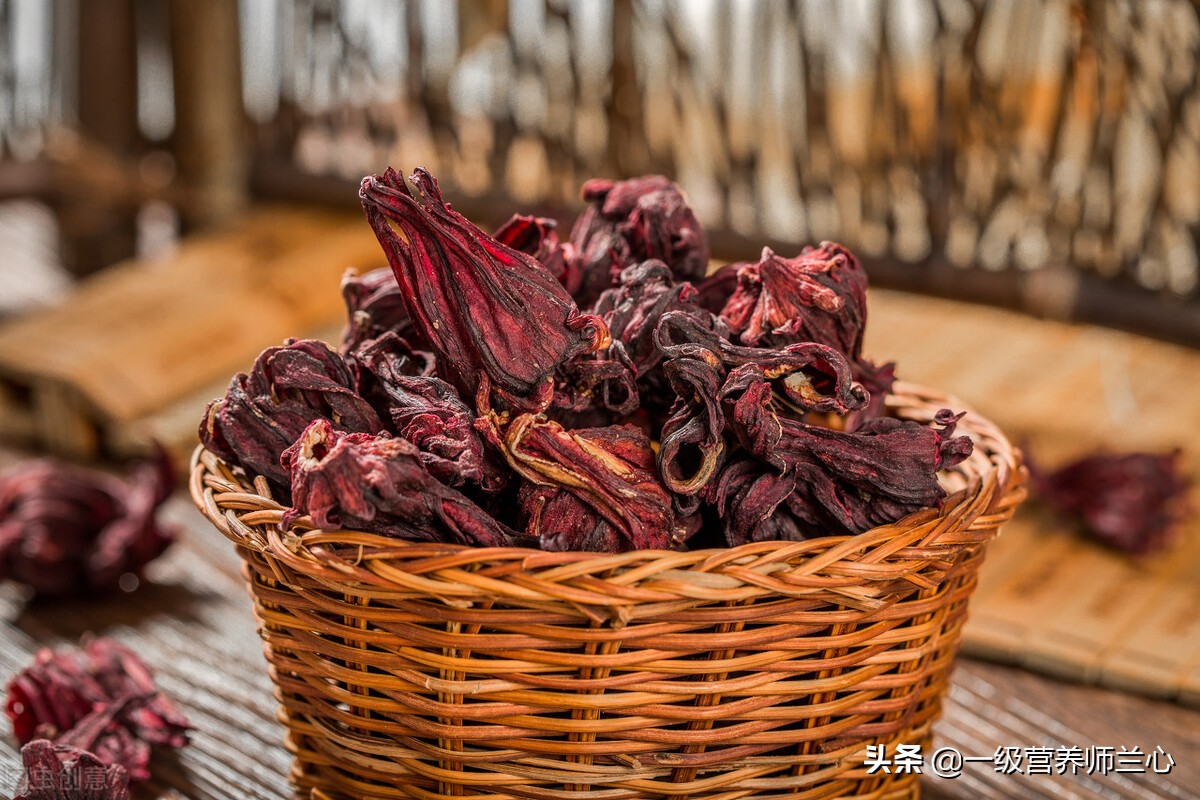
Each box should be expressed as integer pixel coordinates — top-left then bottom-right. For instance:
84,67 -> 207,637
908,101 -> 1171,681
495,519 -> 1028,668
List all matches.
190,382 -> 1024,800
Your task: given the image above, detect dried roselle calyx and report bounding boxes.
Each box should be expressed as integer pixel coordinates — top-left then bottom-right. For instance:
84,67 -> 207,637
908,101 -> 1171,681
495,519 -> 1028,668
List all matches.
712,399 -> 973,543
657,348 -> 727,498
15,740 -> 131,800
281,420 -> 523,547
693,261 -> 743,314
706,457 -> 805,545
653,313 -> 866,503
199,338 -> 384,492
593,261 -> 722,376
0,450 -> 176,597
360,168 -> 608,413
656,312 -> 868,416
493,213 -> 575,295
569,176 -> 709,305
720,243 -> 894,423
722,243 -> 867,351
1030,449 -> 1190,555
6,639 -> 191,783
551,344 -> 640,427
339,267 -> 423,355
348,332 -> 437,389
503,417 -> 681,552
353,338 -> 504,491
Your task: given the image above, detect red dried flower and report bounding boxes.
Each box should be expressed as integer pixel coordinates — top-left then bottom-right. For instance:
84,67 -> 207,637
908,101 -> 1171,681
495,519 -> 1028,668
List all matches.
567,175 -> 709,305
5,639 -> 191,783
199,338 -> 385,493
15,740 -> 131,800
714,369 -> 973,543
281,419 -> 523,546
1030,450 -> 1190,555
359,167 -> 608,413
720,243 -> 895,424
352,335 -> 503,491
339,267 -> 423,355
653,311 -> 869,502
503,417 -> 681,552
493,213 -> 574,295
0,451 -> 175,597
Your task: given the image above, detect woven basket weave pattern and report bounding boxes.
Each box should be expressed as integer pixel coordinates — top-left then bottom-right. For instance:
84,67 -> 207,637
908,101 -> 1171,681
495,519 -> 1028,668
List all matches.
191,384 -> 1024,800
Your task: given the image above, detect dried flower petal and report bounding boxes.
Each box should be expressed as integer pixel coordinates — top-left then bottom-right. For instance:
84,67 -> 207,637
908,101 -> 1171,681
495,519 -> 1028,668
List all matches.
281,420 -> 523,546
693,262 -> 742,314
15,740 -> 131,800
720,243 -> 894,423
593,261 -> 720,376
655,312 -> 867,416
570,176 -> 709,303
503,417 -> 680,552
339,267 -> 427,355
713,376 -> 973,543
493,213 -> 574,294
360,168 -> 608,412
0,451 -> 175,597
551,344 -> 640,427
352,334 -> 503,490
1030,449 -> 1190,555
199,338 -> 385,492
5,639 -> 191,783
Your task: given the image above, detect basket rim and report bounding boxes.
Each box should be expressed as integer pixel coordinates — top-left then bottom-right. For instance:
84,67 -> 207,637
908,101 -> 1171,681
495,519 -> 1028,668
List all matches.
189,381 -> 1025,604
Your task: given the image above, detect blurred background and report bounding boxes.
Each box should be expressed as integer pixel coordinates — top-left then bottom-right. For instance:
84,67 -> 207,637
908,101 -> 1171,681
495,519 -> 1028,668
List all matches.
3,0 -> 1200,319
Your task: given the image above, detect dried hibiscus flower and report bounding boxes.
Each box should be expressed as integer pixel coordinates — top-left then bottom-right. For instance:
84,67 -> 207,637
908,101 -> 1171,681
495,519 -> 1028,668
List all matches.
6,638 -> 191,783
593,261 -> 725,377
501,416 -> 681,552
568,175 -> 709,306
653,311 -> 868,501
720,243 -> 894,423
493,213 -> 574,295
352,334 -> 503,491
15,740 -> 131,800
199,338 -> 384,493
281,419 -> 524,546
1030,449 -> 1190,555
339,267 -> 420,355
0,450 -> 175,597
693,261 -> 742,314
360,167 -> 608,413
713,377 -> 973,543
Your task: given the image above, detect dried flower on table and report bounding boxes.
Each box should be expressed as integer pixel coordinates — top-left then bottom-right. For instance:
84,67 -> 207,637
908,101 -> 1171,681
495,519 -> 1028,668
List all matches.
281,419 -> 524,546
360,168 -> 608,413
568,175 -> 709,305
15,740 -> 131,800
502,417 -> 681,552
1029,449 -> 1190,555
0,449 -> 176,597
199,338 -> 385,494
5,638 -> 191,783
719,243 -> 895,424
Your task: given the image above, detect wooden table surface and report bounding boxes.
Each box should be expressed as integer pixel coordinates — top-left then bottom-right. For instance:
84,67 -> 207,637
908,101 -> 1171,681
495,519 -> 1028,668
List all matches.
2,289 -> 1199,799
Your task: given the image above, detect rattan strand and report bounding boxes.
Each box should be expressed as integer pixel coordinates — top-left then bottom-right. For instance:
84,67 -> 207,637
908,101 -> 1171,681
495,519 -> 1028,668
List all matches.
191,383 -> 1025,800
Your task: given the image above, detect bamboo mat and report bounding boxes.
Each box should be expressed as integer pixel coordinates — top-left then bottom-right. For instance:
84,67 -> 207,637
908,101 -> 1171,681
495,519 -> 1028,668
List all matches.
865,290 -> 1200,703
